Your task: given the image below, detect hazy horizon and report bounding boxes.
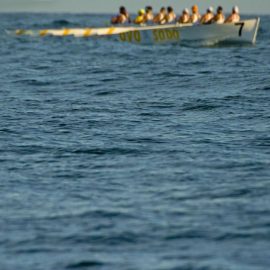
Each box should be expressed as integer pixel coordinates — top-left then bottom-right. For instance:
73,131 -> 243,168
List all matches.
1,0 -> 270,14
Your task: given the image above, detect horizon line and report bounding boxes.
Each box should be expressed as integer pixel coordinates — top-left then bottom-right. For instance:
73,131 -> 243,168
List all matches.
0,11 -> 268,15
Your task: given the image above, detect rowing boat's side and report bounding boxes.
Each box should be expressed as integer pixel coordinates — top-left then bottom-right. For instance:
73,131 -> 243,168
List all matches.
13,27 -> 135,37
117,18 -> 260,45
12,18 -> 260,45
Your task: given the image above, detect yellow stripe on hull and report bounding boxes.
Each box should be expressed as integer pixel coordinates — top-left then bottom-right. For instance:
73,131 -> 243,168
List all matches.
83,28 -> 93,37
107,27 -> 115,35
39,29 -> 48,36
63,29 -> 71,36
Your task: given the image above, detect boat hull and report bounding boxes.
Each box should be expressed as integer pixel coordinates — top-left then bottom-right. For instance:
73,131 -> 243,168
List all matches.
116,19 -> 260,45
13,18 -> 260,45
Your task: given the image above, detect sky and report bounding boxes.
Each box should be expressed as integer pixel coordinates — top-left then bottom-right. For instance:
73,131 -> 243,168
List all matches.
1,0 -> 270,14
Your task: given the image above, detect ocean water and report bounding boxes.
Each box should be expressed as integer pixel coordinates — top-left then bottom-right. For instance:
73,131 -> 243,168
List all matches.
0,13 -> 270,270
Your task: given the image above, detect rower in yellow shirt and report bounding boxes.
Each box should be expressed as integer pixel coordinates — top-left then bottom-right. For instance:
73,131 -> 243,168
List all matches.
134,9 -> 146,25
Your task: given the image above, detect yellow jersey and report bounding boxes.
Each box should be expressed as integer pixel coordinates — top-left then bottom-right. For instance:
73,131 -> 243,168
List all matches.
135,15 -> 145,24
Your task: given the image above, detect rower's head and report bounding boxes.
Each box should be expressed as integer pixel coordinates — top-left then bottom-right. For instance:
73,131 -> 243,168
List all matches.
232,6 -> 239,14
217,6 -> 223,14
119,6 -> 127,14
145,6 -> 153,13
167,6 -> 174,13
183,8 -> 189,15
207,6 -> 214,13
160,7 -> 166,13
192,5 -> 199,14
138,9 -> 145,16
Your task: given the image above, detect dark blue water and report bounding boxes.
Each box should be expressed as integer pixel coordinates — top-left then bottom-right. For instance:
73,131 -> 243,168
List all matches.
1,13 -> 270,270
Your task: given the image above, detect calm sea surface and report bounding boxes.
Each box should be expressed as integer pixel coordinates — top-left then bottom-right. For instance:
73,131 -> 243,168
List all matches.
0,13 -> 270,270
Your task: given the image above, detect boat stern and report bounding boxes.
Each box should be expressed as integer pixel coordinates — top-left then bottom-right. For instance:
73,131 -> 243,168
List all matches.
233,18 -> 260,44
252,17 -> 260,44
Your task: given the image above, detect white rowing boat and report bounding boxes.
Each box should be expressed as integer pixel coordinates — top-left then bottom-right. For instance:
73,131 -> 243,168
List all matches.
13,18 -> 260,45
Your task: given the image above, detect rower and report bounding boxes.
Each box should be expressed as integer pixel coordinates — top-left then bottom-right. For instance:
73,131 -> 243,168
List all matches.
144,6 -> 154,23
225,6 -> 240,23
153,7 -> 167,24
111,6 -> 131,24
212,6 -> 225,24
165,6 -> 177,23
200,7 -> 214,24
190,5 -> 201,24
178,8 -> 190,24
134,9 -> 146,25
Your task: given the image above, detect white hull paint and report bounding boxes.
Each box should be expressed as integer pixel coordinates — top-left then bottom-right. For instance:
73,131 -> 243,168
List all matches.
116,19 -> 260,45
13,18 -> 260,45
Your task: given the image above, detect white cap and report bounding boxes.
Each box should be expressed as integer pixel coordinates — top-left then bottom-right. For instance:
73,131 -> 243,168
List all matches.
233,6 -> 239,13
183,8 -> 189,14
207,6 -> 214,13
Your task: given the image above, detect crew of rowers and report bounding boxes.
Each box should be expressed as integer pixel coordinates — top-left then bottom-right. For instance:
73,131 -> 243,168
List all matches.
111,5 -> 240,25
